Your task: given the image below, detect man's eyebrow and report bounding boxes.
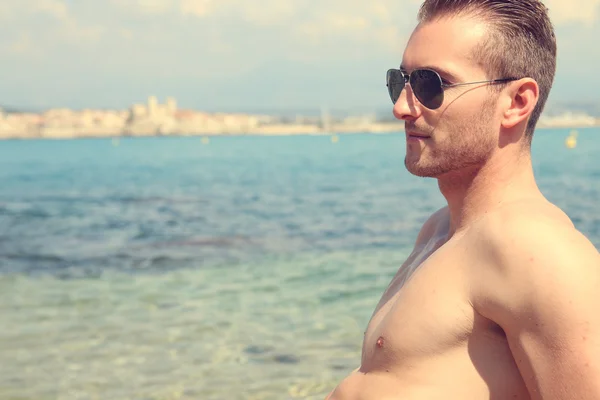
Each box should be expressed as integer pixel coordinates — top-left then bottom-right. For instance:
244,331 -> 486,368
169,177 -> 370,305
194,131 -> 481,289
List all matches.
399,64 -> 460,81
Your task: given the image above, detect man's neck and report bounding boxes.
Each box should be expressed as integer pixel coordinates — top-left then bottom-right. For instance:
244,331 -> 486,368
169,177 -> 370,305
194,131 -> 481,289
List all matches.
437,151 -> 541,238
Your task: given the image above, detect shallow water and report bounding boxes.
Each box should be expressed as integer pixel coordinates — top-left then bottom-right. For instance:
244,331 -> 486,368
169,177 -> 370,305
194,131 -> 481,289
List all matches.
0,129 -> 598,399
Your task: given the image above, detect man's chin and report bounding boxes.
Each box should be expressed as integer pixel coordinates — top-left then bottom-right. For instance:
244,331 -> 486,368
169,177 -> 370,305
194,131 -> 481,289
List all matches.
404,160 -> 442,178
406,170 -> 438,178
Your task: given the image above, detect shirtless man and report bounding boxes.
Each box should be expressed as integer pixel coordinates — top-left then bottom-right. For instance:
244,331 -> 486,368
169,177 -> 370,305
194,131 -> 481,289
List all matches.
326,1 -> 600,399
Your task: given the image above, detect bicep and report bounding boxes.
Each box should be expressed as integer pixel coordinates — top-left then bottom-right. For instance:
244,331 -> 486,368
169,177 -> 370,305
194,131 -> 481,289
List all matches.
496,232 -> 600,399
505,290 -> 600,399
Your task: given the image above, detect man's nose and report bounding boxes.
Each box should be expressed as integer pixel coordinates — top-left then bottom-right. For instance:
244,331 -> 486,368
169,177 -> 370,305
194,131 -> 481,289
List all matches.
392,84 -> 422,121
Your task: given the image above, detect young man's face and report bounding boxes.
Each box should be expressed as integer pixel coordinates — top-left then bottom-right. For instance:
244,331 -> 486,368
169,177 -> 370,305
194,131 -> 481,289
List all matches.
395,15 -> 503,178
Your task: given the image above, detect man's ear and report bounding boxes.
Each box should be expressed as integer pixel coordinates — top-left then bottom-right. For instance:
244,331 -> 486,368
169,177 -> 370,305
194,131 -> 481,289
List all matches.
501,78 -> 539,129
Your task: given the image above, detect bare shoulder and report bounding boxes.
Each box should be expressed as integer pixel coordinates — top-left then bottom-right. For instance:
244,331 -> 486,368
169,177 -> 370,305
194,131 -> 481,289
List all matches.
470,199 -> 599,312
469,200 -> 600,399
474,199 -> 597,278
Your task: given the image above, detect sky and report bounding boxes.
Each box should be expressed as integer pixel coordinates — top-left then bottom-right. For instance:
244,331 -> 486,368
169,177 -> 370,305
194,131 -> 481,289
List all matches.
1,0 -> 599,113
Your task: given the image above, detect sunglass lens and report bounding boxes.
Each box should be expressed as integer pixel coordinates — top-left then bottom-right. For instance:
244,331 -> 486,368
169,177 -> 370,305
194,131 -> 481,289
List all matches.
386,69 -> 405,104
412,69 -> 444,109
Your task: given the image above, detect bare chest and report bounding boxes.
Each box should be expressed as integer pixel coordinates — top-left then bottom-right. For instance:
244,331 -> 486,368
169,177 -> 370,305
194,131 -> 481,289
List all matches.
361,243 -> 475,369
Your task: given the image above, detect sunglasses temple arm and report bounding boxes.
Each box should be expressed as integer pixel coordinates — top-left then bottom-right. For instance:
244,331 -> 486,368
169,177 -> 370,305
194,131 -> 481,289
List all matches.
443,78 -> 518,88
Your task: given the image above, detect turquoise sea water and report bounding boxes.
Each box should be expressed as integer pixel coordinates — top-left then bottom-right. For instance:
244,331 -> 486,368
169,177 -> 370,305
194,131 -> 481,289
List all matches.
0,129 -> 598,400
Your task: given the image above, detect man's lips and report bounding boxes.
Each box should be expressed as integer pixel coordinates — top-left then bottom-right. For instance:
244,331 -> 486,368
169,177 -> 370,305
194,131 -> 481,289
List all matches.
406,131 -> 431,139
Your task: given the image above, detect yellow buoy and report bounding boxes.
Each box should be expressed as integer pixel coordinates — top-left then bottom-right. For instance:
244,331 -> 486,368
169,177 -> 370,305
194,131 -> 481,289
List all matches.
331,135 -> 339,144
565,135 -> 577,149
201,137 -> 210,145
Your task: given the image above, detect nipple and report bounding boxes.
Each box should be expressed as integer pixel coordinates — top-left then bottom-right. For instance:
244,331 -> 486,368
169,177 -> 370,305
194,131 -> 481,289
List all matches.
376,336 -> 385,348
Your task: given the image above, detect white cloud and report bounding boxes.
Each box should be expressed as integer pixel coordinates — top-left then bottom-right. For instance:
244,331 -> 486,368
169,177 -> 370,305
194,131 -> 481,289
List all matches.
33,0 -> 69,20
0,0 -> 69,20
0,2 -> 14,20
179,0 -> 298,25
546,0 -> 600,25
7,32 -> 35,55
231,1 -> 297,26
180,0 -> 213,18
137,0 -> 172,14
110,0 -> 173,15
0,0 -> 107,60
0,0 -> 598,110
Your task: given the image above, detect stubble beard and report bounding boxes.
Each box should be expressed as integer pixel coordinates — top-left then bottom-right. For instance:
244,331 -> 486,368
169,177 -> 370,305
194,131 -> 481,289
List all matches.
404,112 -> 496,178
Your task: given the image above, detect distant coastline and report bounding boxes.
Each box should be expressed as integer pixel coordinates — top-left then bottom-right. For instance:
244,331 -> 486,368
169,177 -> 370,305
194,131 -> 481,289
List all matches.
1,96 -> 598,140
0,121 -> 407,140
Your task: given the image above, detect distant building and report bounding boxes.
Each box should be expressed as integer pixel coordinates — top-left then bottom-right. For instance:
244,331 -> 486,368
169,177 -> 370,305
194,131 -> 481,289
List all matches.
166,97 -> 177,115
131,104 -> 147,118
148,96 -> 159,118
539,111 -> 597,128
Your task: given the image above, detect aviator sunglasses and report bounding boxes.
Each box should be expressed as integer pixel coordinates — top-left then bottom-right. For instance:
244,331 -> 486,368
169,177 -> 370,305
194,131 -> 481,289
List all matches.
386,68 -> 519,110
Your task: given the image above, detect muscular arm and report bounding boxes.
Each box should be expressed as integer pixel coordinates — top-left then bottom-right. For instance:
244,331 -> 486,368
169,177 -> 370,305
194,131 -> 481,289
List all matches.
476,217 -> 600,399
